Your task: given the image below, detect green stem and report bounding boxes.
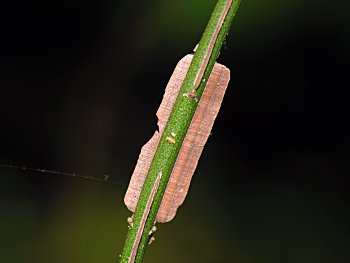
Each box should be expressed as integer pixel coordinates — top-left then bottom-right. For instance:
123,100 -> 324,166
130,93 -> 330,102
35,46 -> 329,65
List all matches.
120,0 -> 241,262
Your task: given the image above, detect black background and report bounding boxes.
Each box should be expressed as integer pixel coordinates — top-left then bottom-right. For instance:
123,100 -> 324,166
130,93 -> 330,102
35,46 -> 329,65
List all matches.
0,0 -> 349,262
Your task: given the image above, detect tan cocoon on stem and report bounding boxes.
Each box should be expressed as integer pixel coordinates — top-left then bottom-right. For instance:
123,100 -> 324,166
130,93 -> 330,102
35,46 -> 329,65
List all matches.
124,54 -> 230,222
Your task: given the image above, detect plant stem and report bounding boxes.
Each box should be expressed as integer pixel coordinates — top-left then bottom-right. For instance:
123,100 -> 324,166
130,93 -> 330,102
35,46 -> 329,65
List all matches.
120,0 -> 241,262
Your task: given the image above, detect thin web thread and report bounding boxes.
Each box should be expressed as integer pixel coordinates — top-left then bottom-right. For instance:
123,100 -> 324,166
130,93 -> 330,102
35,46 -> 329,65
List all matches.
0,163 -> 127,186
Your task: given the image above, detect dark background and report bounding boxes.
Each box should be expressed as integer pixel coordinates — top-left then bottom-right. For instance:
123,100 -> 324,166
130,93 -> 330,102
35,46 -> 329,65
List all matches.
0,0 -> 349,262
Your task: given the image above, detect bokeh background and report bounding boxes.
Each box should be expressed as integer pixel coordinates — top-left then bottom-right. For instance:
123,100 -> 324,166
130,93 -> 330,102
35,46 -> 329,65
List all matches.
0,0 -> 349,262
